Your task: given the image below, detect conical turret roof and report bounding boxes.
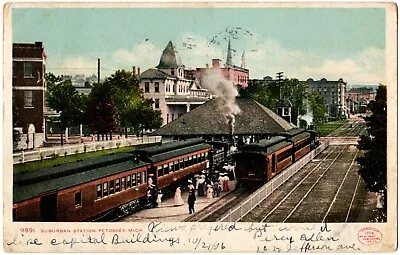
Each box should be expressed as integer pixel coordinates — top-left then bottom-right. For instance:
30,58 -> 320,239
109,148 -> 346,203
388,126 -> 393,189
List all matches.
156,41 -> 184,69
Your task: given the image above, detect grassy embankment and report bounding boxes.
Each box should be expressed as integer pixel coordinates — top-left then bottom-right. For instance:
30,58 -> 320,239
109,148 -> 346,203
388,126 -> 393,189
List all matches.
13,143 -> 158,174
316,119 -> 347,137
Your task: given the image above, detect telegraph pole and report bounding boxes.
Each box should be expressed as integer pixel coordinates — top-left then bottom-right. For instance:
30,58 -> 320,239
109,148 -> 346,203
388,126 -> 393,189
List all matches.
276,71 -> 284,100
97,58 -> 100,85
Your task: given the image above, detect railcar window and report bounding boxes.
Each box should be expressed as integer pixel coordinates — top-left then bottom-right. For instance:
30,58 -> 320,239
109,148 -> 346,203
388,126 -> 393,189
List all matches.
277,149 -> 292,162
103,183 -> 108,197
116,178 -> 120,192
137,172 -> 142,185
143,171 -> 147,184
184,158 -> 188,167
205,152 -> 208,159
74,191 -> 82,207
169,162 -> 174,173
121,177 -> 126,190
174,160 -> 179,170
193,155 -> 197,164
96,184 -> 102,200
127,175 -> 131,188
189,156 -> 193,165
179,159 -> 184,169
157,166 -> 163,177
109,180 -> 115,195
132,174 -> 136,187
201,153 -> 205,161
163,164 -> 169,175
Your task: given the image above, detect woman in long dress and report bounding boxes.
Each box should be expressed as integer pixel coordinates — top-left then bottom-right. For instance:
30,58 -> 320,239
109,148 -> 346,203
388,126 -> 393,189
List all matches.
174,187 -> 184,206
222,173 -> 230,192
206,185 -> 213,199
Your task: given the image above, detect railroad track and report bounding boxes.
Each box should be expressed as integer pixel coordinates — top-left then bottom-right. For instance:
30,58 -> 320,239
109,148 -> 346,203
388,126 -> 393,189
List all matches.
183,185 -> 261,222
241,144 -> 362,223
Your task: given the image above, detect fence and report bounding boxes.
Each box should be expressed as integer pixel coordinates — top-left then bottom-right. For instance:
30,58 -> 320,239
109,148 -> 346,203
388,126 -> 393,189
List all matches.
13,136 -> 161,165
219,142 -> 329,222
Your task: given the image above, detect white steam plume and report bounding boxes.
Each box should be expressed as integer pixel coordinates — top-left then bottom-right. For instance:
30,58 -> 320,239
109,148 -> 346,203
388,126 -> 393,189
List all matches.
200,68 -> 241,134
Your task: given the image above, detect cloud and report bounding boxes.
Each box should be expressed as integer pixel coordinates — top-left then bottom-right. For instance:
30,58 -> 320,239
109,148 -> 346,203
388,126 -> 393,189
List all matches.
47,33 -> 385,85
111,41 -> 161,71
301,47 -> 385,84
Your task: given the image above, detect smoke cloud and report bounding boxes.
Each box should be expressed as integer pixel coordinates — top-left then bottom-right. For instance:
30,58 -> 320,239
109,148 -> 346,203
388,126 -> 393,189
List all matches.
200,68 -> 241,133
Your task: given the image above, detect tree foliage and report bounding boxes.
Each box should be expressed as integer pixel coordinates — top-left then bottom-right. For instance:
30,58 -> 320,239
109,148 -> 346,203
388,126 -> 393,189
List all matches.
307,92 -> 328,130
357,85 -> 387,199
46,73 -> 87,144
85,69 -> 162,137
239,78 -> 312,126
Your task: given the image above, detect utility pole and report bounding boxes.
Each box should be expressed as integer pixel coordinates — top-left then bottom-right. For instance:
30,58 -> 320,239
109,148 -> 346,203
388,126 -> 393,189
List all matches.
97,58 -> 100,85
276,71 -> 284,100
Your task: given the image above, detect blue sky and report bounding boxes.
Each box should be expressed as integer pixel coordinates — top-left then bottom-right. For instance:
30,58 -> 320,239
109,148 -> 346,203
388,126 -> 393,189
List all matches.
12,6 -> 386,84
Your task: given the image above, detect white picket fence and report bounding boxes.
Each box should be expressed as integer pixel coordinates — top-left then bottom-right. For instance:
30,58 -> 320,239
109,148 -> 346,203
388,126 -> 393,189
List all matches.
219,142 -> 329,222
13,136 -> 161,165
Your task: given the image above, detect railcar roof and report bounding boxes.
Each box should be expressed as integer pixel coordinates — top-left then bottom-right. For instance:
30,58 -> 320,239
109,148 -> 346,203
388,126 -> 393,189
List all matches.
291,131 -> 310,143
239,136 -> 291,155
14,152 -> 135,186
136,138 -> 205,157
13,157 -> 149,204
149,143 -> 211,163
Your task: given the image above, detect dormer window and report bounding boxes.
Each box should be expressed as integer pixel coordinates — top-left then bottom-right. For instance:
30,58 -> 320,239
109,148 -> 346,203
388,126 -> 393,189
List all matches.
171,69 -> 175,76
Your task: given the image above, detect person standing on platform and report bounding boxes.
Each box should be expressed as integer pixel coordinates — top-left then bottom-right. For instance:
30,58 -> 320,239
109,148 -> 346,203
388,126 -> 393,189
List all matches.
197,175 -> 205,197
188,189 -> 196,214
206,184 -> 213,199
188,180 -> 195,191
174,187 -> 184,206
222,173 -> 230,192
156,190 -> 163,204
213,181 -> 220,197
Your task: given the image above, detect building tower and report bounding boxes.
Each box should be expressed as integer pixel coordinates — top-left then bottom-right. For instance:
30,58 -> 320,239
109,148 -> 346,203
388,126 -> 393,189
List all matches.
226,38 -> 233,67
241,50 -> 246,68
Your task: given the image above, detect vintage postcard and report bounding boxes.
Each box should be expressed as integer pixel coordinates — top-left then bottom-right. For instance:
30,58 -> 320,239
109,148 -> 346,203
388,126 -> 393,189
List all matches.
3,2 -> 397,253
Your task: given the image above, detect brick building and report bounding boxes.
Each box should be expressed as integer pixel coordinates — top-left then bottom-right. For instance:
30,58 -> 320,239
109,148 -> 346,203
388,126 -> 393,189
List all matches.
345,87 -> 376,114
12,42 -> 46,150
305,78 -> 347,118
193,39 -> 249,89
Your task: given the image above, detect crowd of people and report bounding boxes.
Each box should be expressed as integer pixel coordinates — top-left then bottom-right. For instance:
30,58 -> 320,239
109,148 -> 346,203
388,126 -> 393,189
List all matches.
146,163 -> 236,214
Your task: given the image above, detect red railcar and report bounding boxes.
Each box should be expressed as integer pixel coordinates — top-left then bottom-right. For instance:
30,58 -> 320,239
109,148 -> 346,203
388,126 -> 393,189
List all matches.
13,138 -> 211,222
232,129 -> 315,184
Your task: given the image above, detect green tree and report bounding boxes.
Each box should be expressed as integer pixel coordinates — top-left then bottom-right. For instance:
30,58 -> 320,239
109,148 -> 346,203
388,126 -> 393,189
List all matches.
102,70 -> 143,131
357,85 -> 387,215
308,92 -> 327,132
46,74 -> 87,145
281,78 -> 308,125
126,99 -> 163,136
85,82 -> 119,139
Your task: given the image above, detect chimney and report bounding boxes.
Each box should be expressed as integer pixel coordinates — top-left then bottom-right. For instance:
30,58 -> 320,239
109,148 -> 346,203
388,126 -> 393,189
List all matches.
132,66 -> 136,76
138,67 -> 141,75
212,59 -> 221,68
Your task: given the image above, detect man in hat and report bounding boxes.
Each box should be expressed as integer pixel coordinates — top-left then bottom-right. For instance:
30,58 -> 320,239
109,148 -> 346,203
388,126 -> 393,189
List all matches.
188,179 -> 195,191
188,189 -> 196,214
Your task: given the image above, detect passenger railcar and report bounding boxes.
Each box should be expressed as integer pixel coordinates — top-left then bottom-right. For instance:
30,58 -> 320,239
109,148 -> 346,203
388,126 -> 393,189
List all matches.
232,130 -> 315,184
135,138 -> 211,189
13,138 -> 211,222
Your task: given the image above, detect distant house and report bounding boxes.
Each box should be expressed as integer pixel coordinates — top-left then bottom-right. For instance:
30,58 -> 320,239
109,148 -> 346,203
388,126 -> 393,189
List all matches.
345,87 -> 376,114
138,41 -> 211,126
12,42 -> 46,150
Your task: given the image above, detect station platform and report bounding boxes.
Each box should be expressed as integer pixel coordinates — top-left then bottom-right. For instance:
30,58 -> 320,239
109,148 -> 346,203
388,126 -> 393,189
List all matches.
119,187 -> 233,222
